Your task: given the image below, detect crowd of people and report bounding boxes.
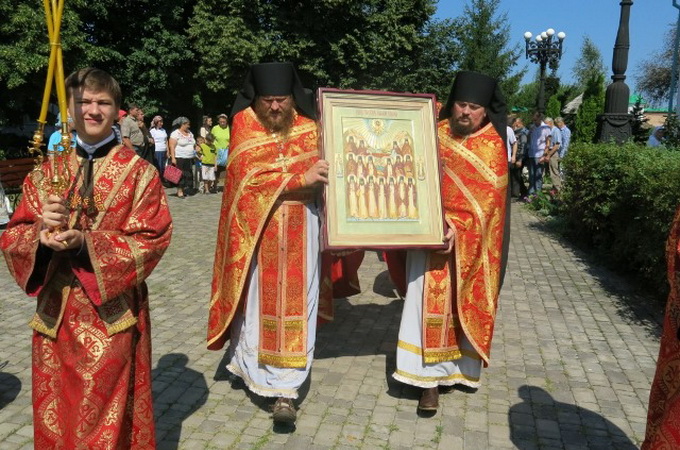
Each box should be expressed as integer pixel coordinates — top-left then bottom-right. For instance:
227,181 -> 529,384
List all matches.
113,106 -> 231,198
506,111 -> 571,200
0,62 -> 678,449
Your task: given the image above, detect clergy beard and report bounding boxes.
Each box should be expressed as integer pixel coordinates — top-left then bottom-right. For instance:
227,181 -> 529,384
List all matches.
254,101 -> 296,134
449,117 -> 478,137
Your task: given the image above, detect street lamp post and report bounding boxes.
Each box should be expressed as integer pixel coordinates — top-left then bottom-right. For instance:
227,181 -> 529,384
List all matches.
670,0 -> 680,113
597,0 -> 634,143
524,28 -> 566,114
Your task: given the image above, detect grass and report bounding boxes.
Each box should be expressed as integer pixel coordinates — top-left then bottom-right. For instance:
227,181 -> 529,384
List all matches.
432,425 -> 444,444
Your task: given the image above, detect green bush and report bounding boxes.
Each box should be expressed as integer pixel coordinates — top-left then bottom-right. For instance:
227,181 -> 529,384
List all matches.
525,189 -> 561,217
560,142 -> 680,296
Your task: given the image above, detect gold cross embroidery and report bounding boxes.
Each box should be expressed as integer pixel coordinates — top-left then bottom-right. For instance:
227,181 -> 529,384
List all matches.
275,152 -> 290,171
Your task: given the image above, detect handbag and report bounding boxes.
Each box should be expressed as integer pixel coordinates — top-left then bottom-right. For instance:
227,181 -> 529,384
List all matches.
163,164 -> 182,184
216,148 -> 228,167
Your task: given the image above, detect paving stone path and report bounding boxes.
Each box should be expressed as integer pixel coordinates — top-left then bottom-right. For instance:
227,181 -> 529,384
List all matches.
0,191 -> 665,449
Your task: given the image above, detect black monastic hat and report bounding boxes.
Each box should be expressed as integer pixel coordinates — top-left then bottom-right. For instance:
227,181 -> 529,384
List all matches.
439,71 -> 507,143
230,62 -> 316,120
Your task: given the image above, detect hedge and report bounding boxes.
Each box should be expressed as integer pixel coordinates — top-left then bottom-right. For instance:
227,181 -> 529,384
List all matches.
559,142 -> 680,297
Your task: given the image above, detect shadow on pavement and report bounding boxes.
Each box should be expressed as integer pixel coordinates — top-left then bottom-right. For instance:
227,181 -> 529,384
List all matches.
0,361 -> 21,411
316,287 -> 411,402
153,353 -> 208,450
527,219 -> 664,340
315,295 -> 402,360
509,385 -> 638,449
372,267 -> 400,298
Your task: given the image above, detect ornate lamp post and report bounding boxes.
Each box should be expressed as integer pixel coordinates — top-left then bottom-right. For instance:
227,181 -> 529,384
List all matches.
670,0 -> 680,113
524,28 -> 566,113
597,0 -> 634,143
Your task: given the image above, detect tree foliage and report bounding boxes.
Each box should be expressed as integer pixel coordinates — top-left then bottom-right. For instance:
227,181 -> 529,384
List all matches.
546,95 -> 561,119
571,36 -> 606,89
0,0 -> 195,125
634,23 -> 676,106
574,74 -> 605,143
450,0 -> 524,104
0,0 -> 525,133
188,0 -> 463,105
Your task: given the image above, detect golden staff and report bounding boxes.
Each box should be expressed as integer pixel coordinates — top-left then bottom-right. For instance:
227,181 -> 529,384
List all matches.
29,0 -> 72,242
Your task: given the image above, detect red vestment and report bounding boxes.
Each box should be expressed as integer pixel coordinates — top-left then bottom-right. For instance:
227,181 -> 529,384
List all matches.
208,108 -> 362,366
643,205 -> 680,449
386,120 -> 508,366
0,145 -> 172,448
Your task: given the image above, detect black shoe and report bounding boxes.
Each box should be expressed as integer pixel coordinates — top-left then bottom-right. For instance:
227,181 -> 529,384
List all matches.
272,397 -> 296,423
418,387 -> 439,411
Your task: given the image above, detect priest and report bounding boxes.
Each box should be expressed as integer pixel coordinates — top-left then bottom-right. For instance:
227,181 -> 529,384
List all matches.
387,71 -> 510,413
208,62 -> 342,424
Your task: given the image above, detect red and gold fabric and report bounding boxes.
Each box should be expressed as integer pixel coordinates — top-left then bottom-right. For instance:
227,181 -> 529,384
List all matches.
643,204 -> 680,449
208,107 -> 336,367
0,145 -> 172,448
387,120 -> 508,366
424,120 -> 507,366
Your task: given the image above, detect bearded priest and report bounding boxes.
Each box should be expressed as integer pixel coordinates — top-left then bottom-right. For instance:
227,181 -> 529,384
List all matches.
386,71 -> 510,413
208,62 -> 335,425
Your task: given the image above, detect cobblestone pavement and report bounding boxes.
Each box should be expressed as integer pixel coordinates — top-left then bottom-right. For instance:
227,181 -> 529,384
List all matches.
0,191 -> 665,449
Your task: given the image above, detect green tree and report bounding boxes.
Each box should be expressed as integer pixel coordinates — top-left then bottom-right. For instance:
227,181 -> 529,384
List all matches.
510,81 -> 538,114
546,95 -> 561,119
188,0 -> 460,106
574,74 -> 605,143
635,23 -> 675,105
663,114 -> 680,149
0,0 -> 196,126
451,0 -> 524,102
571,36 -> 606,89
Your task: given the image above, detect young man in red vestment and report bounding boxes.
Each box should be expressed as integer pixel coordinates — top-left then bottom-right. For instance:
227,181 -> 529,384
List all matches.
642,204 -> 680,449
387,71 -> 510,413
208,62 -> 347,425
0,67 -> 172,447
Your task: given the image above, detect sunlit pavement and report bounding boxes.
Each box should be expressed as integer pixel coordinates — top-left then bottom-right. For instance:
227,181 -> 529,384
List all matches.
0,191 -> 660,449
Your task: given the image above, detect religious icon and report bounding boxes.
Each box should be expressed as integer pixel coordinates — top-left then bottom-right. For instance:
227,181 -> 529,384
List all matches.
319,89 -> 445,250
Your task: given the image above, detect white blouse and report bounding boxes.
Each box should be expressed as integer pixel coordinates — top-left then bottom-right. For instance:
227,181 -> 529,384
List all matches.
170,129 -> 195,159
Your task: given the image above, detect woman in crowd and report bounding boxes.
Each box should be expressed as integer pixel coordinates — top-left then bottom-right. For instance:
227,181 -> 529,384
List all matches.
200,115 -> 212,139
150,115 -> 168,174
168,116 -> 197,198
137,110 -> 155,164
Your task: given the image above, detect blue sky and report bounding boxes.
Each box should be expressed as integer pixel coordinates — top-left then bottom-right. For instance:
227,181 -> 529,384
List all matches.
435,0 -> 671,93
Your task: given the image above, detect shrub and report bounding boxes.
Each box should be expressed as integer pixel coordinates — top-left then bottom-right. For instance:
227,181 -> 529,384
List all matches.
525,189 -> 561,217
559,141 -> 680,296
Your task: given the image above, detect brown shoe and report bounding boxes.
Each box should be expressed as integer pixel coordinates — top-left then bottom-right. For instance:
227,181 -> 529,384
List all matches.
272,397 -> 296,423
418,387 -> 439,411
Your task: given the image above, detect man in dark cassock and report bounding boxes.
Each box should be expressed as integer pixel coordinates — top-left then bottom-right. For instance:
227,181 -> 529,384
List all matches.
387,71 -> 510,413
